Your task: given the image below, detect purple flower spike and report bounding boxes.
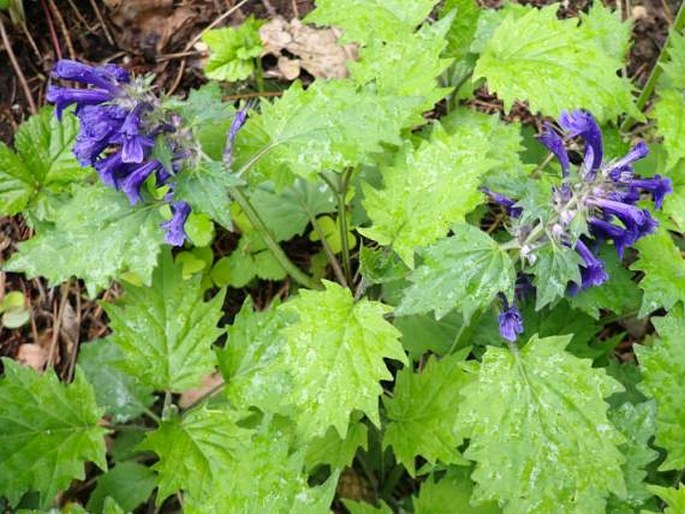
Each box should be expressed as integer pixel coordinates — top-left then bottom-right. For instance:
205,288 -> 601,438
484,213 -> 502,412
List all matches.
574,239 -> 608,288
498,293 -> 524,342
586,196 -> 647,227
161,201 -> 191,246
605,142 -> 649,180
118,109 -> 153,163
559,110 -> 603,176
588,218 -> 633,258
483,188 -> 522,217
538,124 -> 570,177
121,160 -> 160,204
46,85 -> 113,120
628,175 -> 673,210
223,109 -> 249,168
52,59 -> 127,92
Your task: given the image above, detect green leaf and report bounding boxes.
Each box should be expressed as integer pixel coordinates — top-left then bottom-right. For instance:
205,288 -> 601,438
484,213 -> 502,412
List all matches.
397,224 -> 516,320
361,123 -> 500,266
0,359 -> 107,508
104,250 -> 225,392
578,3 -> 632,59
349,15 -> 454,112
660,31 -> 685,90
305,417 -> 368,469
86,462 -> 157,514
248,179 -> 336,241
139,407 -> 251,503
0,107 -> 87,217
179,418 -> 338,513
210,231 -> 287,288
567,246 -> 642,319
442,0 -> 481,60
78,339 -> 155,423
5,184 -> 165,295
663,159 -> 685,230
202,16 -> 263,81
383,355 -> 470,475
646,484 -> 685,513
359,245 -> 409,285
440,107 -> 524,178
474,5 -> 640,121
635,309 -> 685,470
174,161 -> 243,230
234,80 -> 419,187
457,335 -> 626,513
415,467 -> 501,514
342,499 -> 393,514
651,88 -> 685,170
631,229 -> 685,317
607,401 -> 658,511
306,0 -> 438,45
216,299 -> 292,414
530,242 -> 583,311
281,281 -> 407,439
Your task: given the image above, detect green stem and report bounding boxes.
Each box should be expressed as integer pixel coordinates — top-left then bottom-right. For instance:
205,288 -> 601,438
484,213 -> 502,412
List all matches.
230,187 -> 320,289
321,170 -> 354,286
254,56 -> 265,93
309,214 -> 348,286
621,2 -> 685,132
143,407 -> 161,425
338,170 -> 354,285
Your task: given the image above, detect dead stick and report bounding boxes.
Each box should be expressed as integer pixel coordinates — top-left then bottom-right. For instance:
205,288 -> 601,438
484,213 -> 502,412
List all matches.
0,15 -> 37,114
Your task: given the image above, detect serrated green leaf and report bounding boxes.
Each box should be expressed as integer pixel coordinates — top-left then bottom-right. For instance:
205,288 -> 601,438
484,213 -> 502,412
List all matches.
651,88 -> 685,170
457,335 -> 626,513
306,0 -> 438,45
384,355 -> 470,475
567,246 -> 641,318
202,16 -> 263,81
0,360 -> 107,508
662,159 -> 685,230
216,299 -> 292,414
248,179 -> 336,241
440,107 -> 524,177
234,81 -> 419,187
180,418 -> 338,513
0,108 -> 87,217
393,311 -> 463,359
210,231 -> 287,288
530,242 -> 583,310
442,0 -> 480,60
397,224 -> 515,320
78,339 -> 154,423
359,245 -> 409,285
174,161 -> 243,230
349,15 -> 454,113
361,123 -> 499,267
4,184 -> 165,295
631,229 -> 685,317
607,401 -> 658,511
646,484 -> 685,513
104,250 -> 225,392
660,31 -> 685,90
415,467 -> 501,514
578,3 -> 632,59
281,281 -> 407,439
139,407 -> 251,503
635,309 -> 685,470
474,5 -> 640,121
305,418 -> 368,469
86,462 -> 156,514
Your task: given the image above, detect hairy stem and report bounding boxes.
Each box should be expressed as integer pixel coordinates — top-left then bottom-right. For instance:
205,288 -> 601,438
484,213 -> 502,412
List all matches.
230,187 -> 320,289
309,214 -> 348,286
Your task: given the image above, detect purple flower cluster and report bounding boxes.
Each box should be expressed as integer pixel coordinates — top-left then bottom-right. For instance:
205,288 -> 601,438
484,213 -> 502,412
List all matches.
46,59 -> 190,246
489,110 -> 672,343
